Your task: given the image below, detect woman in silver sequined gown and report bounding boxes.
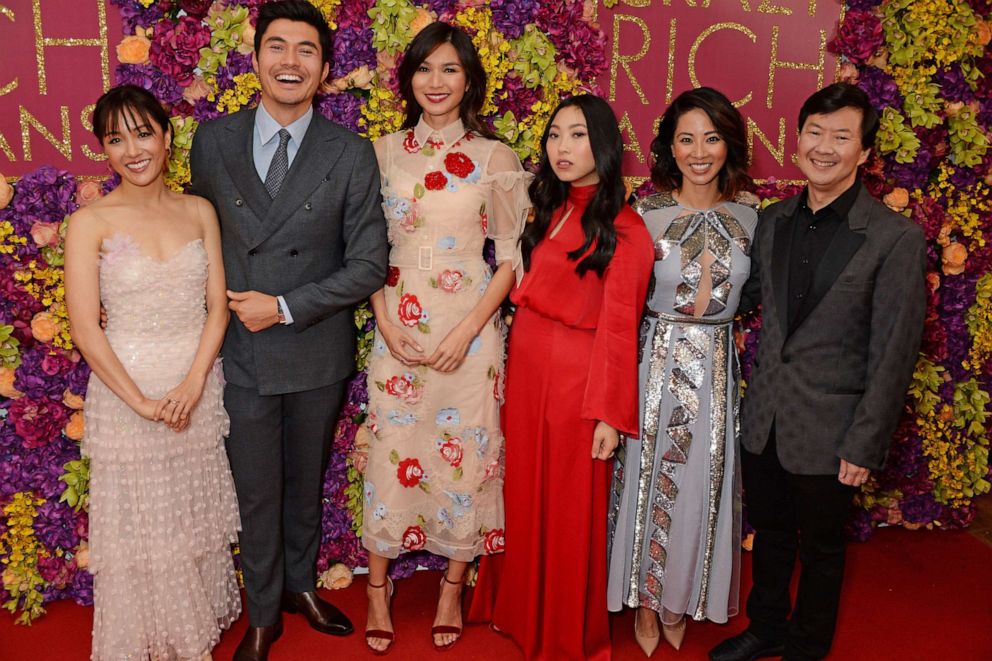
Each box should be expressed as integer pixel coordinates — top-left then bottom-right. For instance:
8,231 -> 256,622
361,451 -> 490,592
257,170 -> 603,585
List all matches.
607,88 -> 757,656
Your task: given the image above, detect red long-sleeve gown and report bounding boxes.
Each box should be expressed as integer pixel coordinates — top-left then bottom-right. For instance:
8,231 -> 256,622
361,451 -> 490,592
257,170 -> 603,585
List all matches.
469,183 -> 654,660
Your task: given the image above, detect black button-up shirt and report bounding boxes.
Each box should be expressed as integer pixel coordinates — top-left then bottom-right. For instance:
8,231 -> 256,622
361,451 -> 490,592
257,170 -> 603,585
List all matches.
787,179 -> 861,328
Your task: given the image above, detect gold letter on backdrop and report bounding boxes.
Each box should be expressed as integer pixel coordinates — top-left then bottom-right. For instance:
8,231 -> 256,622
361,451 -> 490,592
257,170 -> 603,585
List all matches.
688,23 -> 757,107
0,5 -> 17,97
32,0 -> 110,95
766,25 -> 826,108
20,105 -> 72,161
610,13 -> 651,104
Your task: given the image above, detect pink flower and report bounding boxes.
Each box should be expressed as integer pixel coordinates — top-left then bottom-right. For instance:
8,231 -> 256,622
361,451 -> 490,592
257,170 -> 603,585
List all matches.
401,525 -> 427,550
149,17 -> 211,86
437,269 -> 464,293
30,221 -> 60,247
75,179 -> 103,207
8,397 -> 69,449
438,436 -> 463,468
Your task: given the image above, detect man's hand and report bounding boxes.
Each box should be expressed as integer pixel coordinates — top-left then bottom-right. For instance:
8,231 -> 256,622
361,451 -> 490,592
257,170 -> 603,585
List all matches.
838,458 -> 870,487
592,421 -> 620,461
228,290 -> 279,332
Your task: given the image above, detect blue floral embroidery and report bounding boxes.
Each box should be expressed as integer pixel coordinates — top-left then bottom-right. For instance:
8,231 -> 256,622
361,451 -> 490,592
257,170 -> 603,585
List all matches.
372,503 -> 388,520
388,410 -> 418,425
364,481 -> 376,505
467,335 -> 482,355
437,507 -> 455,529
438,236 -> 457,251
436,408 -> 460,426
445,491 -> 473,517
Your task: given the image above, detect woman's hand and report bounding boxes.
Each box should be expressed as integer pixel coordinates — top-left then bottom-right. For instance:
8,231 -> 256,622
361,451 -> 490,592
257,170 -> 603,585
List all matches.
592,421 -> 620,461
133,397 -> 163,422
378,319 -> 425,366
425,321 -> 477,373
154,376 -> 205,429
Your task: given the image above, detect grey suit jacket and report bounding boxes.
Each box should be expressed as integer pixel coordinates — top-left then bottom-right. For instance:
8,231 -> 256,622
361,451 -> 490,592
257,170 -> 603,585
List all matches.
738,184 -> 927,474
189,108 -> 388,395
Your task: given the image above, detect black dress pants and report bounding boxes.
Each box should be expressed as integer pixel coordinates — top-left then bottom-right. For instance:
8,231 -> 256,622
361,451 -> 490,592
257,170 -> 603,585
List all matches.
224,380 -> 345,626
741,428 -> 856,660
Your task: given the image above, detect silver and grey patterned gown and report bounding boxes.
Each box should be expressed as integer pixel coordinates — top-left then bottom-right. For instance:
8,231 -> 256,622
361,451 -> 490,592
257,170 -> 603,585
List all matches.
607,192 -> 758,624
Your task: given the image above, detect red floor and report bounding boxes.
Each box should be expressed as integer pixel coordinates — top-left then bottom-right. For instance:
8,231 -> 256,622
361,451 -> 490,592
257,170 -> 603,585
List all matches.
2,526 -> 991,660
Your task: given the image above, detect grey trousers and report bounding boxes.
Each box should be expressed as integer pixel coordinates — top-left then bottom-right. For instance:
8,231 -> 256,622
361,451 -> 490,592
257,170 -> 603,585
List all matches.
224,380 -> 345,626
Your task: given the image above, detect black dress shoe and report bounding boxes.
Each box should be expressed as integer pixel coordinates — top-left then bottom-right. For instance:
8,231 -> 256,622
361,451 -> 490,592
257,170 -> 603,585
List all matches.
282,590 -> 354,636
709,630 -> 786,661
233,621 -> 283,661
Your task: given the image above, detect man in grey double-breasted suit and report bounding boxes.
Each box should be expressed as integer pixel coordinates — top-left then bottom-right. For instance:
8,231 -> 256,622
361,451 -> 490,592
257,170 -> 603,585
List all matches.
711,84 -> 926,661
188,3 -> 387,659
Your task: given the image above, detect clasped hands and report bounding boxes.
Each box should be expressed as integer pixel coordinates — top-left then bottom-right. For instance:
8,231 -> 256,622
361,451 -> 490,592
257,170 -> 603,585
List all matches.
378,319 -> 475,373
135,377 -> 204,433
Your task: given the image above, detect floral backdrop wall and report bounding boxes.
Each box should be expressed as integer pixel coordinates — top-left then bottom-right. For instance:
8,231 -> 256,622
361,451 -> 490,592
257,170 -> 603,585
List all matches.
0,0 -> 989,624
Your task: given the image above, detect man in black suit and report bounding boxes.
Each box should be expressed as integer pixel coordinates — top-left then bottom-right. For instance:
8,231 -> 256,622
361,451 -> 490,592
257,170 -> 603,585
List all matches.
710,83 -> 927,661
188,2 -> 387,659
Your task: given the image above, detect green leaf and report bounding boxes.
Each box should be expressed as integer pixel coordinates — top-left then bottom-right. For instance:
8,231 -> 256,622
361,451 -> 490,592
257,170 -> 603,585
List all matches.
389,449 -> 400,465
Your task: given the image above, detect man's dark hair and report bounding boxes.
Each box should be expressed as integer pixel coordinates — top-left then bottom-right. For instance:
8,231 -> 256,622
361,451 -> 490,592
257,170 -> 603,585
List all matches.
254,0 -> 333,70
798,82 -> 879,149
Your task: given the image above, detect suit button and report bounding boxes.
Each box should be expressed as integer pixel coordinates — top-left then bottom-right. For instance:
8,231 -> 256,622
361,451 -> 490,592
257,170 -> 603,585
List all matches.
248,249 -> 257,257
290,249 -> 299,257
235,198 -> 244,207
304,202 -> 312,211
781,356 -> 791,364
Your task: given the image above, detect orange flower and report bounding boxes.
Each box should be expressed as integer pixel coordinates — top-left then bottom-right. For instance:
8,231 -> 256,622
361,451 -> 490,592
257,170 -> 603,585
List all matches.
937,224 -> 953,247
882,187 -> 909,212
116,35 -> 151,65
926,271 -> 941,293
941,242 -> 968,276
410,8 -> 434,36
182,76 -> 211,104
0,175 -> 12,209
75,542 -> 90,570
30,221 -> 60,248
976,20 -> 991,47
75,179 -> 104,207
31,312 -> 60,343
0,367 -> 23,399
65,411 -> 85,441
318,563 -> 353,590
63,388 -> 85,410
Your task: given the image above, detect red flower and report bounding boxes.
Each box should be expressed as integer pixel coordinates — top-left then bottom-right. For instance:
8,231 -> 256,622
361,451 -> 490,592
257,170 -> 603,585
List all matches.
437,269 -> 464,293
402,130 -> 419,154
397,457 -> 425,487
480,212 -> 489,235
444,151 -> 475,179
386,266 -> 400,287
438,437 -> 463,467
402,525 -> 427,551
397,293 -> 423,328
484,528 -> 505,553
424,171 -> 448,191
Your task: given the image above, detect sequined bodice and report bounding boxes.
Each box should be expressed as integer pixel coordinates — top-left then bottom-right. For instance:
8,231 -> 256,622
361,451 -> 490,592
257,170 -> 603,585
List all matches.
99,234 -> 208,378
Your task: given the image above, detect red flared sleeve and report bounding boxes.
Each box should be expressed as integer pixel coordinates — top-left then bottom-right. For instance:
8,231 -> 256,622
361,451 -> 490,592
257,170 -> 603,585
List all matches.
580,206 -> 655,437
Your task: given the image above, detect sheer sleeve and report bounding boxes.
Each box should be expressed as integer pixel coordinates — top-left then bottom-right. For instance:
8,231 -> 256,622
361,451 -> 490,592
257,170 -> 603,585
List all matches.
482,142 -> 533,284
580,209 -> 655,437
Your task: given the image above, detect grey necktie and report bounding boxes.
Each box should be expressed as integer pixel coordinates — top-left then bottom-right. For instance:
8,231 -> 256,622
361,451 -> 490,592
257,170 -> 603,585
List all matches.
265,128 -> 291,198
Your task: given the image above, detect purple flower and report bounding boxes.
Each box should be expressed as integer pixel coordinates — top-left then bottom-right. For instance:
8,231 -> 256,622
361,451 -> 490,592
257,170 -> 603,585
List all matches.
491,0 -> 540,40
193,96 -> 225,123
34,501 -> 81,550
332,27 -> 376,79
858,67 -> 902,113
111,0 -> 166,34
316,92 -> 364,133
149,17 -> 211,87
496,75 -> 542,122
536,1 -> 608,82
215,52 -> 255,90
336,0 -> 376,29
178,0 -> 212,19
845,0 -> 883,9
935,65 -> 975,103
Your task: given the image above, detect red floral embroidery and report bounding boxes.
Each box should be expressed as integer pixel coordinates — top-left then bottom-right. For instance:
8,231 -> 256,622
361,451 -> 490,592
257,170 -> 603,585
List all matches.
483,528 -> 505,553
397,293 -> 423,328
424,171 -> 448,190
397,457 -> 425,488
438,437 -> 463,467
492,372 -> 501,401
384,374 -> 423,404
437,269 -> 464,293
480,212 -> 489,235
444,151 -> 474,178
402,525 -> 427,550
426,136 -> 444,150
386,266 -> 400,287
402,130 -> 419,154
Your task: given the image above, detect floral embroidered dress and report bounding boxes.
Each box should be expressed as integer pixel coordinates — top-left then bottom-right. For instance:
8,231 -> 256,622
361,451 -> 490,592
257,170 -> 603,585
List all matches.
362,117 -> 531,561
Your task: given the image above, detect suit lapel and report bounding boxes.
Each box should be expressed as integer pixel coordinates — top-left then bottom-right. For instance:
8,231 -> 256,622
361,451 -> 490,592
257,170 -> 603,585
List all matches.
789,187 -> 871,334
250,115 -> 345,248
219,109 -> 272,223
769,196 -> 799,340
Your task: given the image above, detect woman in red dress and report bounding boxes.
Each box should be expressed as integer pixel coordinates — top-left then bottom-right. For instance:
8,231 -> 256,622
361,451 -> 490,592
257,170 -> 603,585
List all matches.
469,95 -> 654,659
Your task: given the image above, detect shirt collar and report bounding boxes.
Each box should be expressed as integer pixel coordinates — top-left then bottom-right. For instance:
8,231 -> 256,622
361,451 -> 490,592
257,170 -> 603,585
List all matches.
413,115 -> 467,150
255,101 -> 313,147
799,176 -> 862,221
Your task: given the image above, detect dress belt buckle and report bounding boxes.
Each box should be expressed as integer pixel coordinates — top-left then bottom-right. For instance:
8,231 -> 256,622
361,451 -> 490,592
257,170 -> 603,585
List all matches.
418,246 -> 433,271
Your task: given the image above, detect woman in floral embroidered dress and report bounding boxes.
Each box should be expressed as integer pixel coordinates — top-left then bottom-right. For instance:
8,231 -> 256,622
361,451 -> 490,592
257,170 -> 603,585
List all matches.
360,22 -> 530,654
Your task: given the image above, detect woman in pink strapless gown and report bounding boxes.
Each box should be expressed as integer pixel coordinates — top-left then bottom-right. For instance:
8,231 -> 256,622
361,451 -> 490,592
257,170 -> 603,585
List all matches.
65,85 -> 240,660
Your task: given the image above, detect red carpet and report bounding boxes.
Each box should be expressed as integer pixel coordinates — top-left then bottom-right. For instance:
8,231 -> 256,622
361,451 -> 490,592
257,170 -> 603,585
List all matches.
2,527 -> 990,660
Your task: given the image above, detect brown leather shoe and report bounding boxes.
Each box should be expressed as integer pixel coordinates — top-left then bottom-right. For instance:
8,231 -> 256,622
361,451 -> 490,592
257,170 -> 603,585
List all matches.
233,621 -> 283,661
282,590 -> 354,636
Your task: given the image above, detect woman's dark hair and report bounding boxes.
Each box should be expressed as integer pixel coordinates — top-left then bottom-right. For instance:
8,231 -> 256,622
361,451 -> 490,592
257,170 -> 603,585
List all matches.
650,87 -> 752,200
254,0 -> 333,70
92,85 -> 172,143
397,22 -> 497,140
520,95 -> 625,278
798,82 -> 879,149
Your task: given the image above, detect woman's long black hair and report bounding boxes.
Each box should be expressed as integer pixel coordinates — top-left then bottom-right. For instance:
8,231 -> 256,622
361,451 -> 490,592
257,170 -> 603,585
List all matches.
397,22 -> 497,140
520,95 -> 624,277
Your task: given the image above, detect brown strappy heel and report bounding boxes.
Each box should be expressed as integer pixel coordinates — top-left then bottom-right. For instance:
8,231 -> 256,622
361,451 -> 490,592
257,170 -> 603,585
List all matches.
365,577 -> 394,656
431,571 -> 465,651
